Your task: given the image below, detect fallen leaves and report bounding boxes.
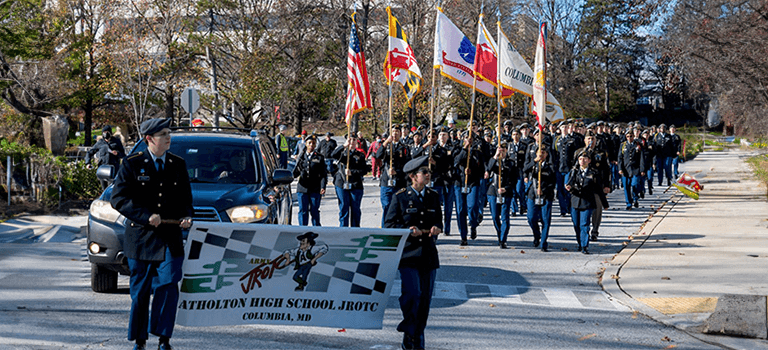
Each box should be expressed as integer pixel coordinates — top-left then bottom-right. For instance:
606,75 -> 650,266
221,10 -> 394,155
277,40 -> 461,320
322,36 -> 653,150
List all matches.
578,333 -> 597,341
661,276 -> 671,280
611,274 -> 620,280
337,328 -> 346,332
662,336 -> 672,342
632,311 -> 638,319
488,303 -> 496,307
520,250 -> 525,254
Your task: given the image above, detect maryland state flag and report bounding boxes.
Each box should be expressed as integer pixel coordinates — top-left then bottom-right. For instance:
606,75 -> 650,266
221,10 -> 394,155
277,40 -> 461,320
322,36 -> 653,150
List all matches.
384,6 -> 422,106
673,172 -> 704,200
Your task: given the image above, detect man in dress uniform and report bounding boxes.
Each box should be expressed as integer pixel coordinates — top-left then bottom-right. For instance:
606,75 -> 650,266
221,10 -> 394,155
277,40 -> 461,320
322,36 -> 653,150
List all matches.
293,135 -> 327,226
619,130 -> 645,210
573,131 -> 611,241
508,128 -> 527,216
435,127 -> 456,236
555,121 -> 576,217
384,155 -> 442,350
110,118 -> 193,350
375,126 -> 411,227
523,142 -> 556,251
454,122 -> 487,245
330,136 -> 367,227
486,143 -> 518,249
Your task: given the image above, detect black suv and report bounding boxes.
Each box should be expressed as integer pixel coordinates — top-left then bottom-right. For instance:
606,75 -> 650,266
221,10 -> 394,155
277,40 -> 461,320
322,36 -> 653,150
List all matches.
86,129 -> 293,292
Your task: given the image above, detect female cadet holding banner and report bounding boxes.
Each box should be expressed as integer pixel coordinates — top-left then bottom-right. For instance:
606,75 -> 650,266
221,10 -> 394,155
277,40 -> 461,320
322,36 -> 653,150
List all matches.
486,143 -> 518,249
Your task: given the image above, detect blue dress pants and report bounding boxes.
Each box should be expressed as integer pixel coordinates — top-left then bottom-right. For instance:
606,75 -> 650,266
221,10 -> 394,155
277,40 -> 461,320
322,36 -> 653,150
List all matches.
297,192 -> 322,226
513,178 -> 525,214
454,185 -> 481,240
398,267 -> 436,350
526,198 -> 552,249
622,176 -> 641,208
571,207 -> 594,249
556,172 -> 571,215
439,185 -> 455,236
380,186 -> 396,227
335,186 -> 363,227
127,248 -> 183,342
489,195 -> 512,243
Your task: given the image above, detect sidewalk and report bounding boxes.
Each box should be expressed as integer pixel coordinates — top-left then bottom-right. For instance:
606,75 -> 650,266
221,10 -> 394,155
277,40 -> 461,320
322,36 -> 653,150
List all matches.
604,148 -> 768,350
0,214 -> 86,243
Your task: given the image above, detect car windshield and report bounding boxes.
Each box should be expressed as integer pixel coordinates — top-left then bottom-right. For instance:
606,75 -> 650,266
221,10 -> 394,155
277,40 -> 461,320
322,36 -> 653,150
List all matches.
130,140 -> 258,184
179,145 -> 258,184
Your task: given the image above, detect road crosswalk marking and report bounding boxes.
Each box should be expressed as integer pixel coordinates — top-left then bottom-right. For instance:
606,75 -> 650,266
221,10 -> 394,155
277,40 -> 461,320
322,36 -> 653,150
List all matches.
391,280 -> 629,312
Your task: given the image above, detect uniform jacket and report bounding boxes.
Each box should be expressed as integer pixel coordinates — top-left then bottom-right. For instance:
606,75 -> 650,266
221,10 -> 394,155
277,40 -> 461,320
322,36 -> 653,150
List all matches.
317,138 -> 337,159
375,141 -> 411,189
330,147 -> 367,190
110,151 -> 193,261
384,186 -> 441,271
523,158 -> 557,201
429,143 -> 454,188
567,166 -> 602,210
556,135 -> 577,173
619,140 -> 646,177
454,137 -> 486,187
293,150 -> 328,193
508,141 -> 527,179
485,157 -> 518,197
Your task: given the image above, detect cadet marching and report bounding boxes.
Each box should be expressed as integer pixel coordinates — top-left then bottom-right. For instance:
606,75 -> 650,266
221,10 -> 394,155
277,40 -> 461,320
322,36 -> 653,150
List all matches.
291,119 -> 684,254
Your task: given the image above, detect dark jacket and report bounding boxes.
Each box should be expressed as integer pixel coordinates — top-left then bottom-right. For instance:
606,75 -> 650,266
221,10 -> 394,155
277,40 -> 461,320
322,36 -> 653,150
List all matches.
110,151 -> 193,261
567,166 -> 602,210
429,143 -> 454,188
293,150 -> 328,193
317,138 -> 337,159
454,137 -> 486,187
375,141 -> 411,189
523,158 -> 557,201
384,186 -> 441,271
486,157 -> 518,197
619,140 -> 645,177
330,147 -> 367,190
87,136 -> 126,167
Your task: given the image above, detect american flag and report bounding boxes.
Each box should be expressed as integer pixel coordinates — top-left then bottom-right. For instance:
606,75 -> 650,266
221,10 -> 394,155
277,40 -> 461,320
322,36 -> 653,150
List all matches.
345,16 -> 372,125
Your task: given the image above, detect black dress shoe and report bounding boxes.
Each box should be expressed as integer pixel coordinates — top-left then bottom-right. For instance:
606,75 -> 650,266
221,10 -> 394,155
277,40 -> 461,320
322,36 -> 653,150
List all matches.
590,233 -> 598,242
133,344 -> 146,350
533,238 -> 540,247
444,232 -> 450,236
577,245 -> 582,252
648,187 -> 653,195
158,343 -> 174,350
541,247 -> 548,252
626,206 -> 632,211
640,192 -> 645,199
460,240 -> 468,246
581,248 -> 590,255
560,213 -> 566,217
470,227 -> 477,240
500,242 -> 509,249
634,201 -> 639,208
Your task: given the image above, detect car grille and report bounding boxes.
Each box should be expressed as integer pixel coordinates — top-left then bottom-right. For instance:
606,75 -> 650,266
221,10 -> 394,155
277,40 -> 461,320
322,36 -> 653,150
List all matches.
193,207 -> 221,222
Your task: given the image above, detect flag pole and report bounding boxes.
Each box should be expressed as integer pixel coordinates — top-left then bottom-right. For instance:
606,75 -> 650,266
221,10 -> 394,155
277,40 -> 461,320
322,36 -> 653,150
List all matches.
496,9 -> 503,205
464,6 -> 484,194
386,4 -> 395,188
536,22 -> 547,199
428,1 -> 443,172
346,9 -> 356,206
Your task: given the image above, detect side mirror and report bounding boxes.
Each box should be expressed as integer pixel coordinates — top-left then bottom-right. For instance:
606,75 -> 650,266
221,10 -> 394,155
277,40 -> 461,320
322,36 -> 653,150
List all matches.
96,165 -> 115,183
271,169 -> 294,185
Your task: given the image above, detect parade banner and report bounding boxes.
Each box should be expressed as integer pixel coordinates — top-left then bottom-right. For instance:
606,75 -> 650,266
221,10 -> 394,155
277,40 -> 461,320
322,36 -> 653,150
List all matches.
176,223 -> 410,329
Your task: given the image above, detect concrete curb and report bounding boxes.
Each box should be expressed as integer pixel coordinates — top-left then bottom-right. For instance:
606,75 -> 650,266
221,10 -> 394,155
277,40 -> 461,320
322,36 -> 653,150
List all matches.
602,193 -> 768,350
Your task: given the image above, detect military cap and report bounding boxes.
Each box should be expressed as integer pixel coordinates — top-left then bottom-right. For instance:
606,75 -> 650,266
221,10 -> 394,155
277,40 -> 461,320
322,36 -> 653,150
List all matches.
669,124 -> 676,129
403,155 -> 430,174
140,118 -> 172,136
625,129 -> 634,136
503,120 -> 514,126
658,123 -> 667,129
596,120 -> 605,126
412,131 -> 422,138
520,122 -> 530,129
101,125 -> 112,133
325,132 -> 333,137
586,122 -> 596,129
557,121 -> 565,128
575,149 -> 592,159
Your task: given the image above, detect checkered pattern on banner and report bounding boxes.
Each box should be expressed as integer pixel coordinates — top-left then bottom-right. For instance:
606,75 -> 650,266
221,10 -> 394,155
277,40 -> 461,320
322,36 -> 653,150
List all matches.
186,227 -> 394,295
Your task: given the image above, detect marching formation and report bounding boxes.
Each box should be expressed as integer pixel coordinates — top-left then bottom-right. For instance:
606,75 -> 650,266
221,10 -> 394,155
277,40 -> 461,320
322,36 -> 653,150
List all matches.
290,119 -> 685,255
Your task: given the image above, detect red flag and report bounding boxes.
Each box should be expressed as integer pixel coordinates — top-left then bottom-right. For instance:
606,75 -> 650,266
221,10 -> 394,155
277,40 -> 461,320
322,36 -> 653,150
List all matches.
345,14 -> 372,125
473,15 -> 513,103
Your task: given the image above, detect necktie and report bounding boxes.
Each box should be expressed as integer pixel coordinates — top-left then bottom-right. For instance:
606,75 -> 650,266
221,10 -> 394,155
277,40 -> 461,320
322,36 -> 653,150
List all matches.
156,158 -> 164,172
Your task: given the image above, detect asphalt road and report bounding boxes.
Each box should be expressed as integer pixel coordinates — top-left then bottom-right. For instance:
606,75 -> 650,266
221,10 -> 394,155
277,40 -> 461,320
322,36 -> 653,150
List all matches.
0,176 -> 723,349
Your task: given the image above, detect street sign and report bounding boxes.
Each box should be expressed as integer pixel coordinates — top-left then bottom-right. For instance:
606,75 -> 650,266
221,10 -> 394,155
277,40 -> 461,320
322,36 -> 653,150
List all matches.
181,87 -> 200,114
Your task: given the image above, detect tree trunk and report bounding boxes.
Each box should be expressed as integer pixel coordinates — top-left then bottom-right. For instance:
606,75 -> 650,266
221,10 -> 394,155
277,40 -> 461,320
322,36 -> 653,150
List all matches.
84,98 -> 93,146
165,85 -> 175,122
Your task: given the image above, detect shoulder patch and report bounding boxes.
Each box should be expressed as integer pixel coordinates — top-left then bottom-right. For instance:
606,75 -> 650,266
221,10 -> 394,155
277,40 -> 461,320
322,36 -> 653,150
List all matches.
396,188 -> 407,195
126,152 -> 144,160
425,187 -> 436,195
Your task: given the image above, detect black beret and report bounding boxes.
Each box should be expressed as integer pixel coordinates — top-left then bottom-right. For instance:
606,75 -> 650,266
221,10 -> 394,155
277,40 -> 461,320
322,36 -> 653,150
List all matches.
140,118 -> 172,136
102,125 -> 112,133
403,155 -> 429,174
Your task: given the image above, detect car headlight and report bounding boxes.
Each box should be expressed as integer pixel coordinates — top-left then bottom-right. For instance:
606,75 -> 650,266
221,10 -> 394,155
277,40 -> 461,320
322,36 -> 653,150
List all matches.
226,204 -> 269,223
90,199 -> 122,223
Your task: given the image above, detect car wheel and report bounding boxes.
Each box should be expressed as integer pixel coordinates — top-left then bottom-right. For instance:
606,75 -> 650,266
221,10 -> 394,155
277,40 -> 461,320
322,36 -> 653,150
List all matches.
91,264 -> 117,293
